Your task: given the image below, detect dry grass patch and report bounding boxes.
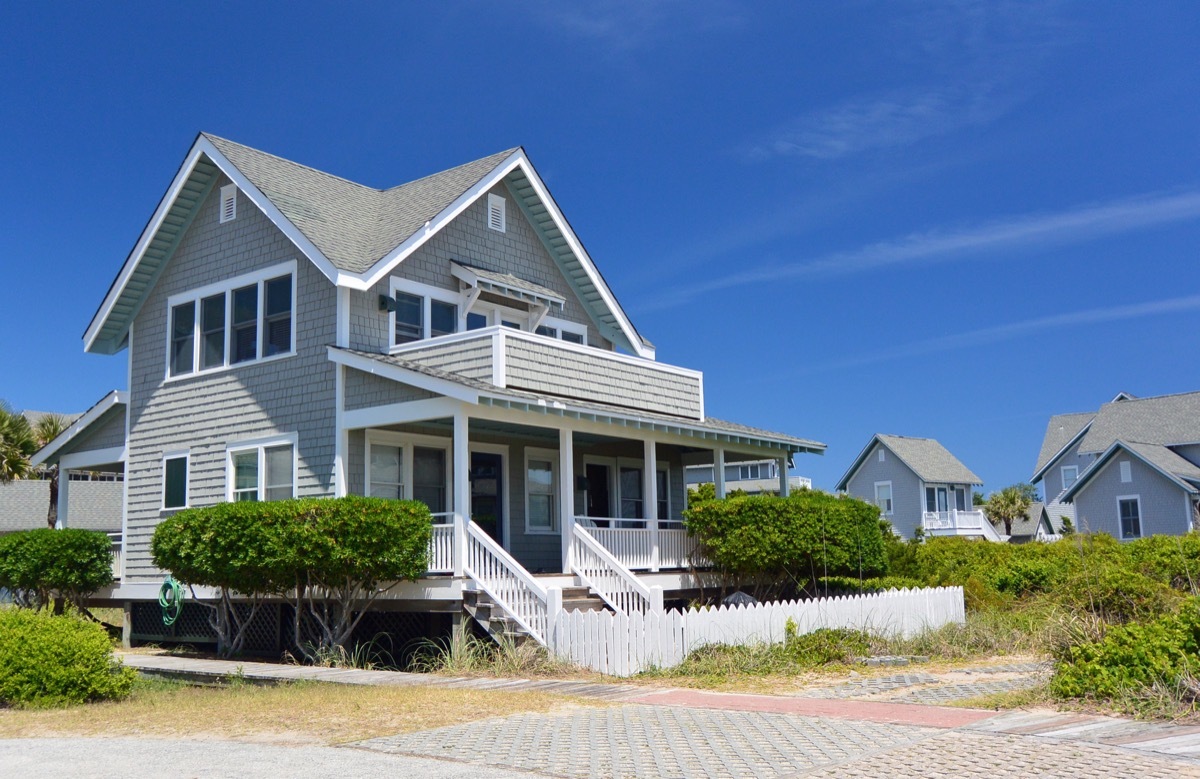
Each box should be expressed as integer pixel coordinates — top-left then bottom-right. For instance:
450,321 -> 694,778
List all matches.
0,678 -> 593,744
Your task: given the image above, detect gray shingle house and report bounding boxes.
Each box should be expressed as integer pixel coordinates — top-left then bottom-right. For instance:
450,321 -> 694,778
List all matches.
836,434 -> 988,540
50,133 -> 825,646
1036,391 -> 1200,539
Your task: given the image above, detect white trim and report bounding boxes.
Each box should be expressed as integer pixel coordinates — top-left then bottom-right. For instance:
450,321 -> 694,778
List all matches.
1119,460 -> 1132,483
328,347 -> 480,403
655,460 -> 671,520
335,286 -> 350,348
1060,464 -> 1079,492
31,389 -> 128,467
364,430 -> 453,515
219,183 -> 237,223
1031,421 -> 1093,483
59,446 -> 127,470
525,446 -> 559,534
343,397 -> 461,430
334,363 -> 346,497
874,480 -> 894,516
161,450 -> 190,511
487,193 -> 506,233
164,259 -> 298,381
878,449 -> 885,463
225,433 -> 299,503
1116,494 -> 1142,539
387,277 -> 465,349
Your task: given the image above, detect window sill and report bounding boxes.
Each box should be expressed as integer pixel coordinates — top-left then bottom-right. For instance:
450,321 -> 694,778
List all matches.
525,527 -> 559,536
163,351 -> 297,384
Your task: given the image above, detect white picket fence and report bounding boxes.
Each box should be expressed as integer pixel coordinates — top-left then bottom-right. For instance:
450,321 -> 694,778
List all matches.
548,586 -> 965,677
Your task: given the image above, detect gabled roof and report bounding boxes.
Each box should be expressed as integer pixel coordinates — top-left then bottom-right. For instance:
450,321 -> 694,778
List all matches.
1032,412 -> 1095,481
836,434 -> 982,491
30,391 -> 126,468
1077,390 -> 1200,454
1004,501 -> 1053,540
85,133 -> 652,358
1061,439 -> 1200,502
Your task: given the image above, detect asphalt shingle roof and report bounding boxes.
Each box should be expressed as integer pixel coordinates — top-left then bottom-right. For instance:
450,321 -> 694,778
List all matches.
206,134 -> 518,275
1033,412 -> 1095,476
876,434 -> 982,485
1077,391 -> 1200,454
1123,441 -> 1200,483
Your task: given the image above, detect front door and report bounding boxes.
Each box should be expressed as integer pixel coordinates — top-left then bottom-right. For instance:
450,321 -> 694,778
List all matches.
585,462 -> 612,526
471,452 -> 504,545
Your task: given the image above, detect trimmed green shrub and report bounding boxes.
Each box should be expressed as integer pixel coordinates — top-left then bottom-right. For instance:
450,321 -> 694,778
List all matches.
1052,603 -> 1200,701
816,575 -> 926,594
0,609 -> 135,707
683,491 -> 886,599
0,528 -> 114,610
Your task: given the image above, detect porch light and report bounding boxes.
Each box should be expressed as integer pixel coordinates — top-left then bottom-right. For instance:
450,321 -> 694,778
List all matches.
378,294 -> 397,312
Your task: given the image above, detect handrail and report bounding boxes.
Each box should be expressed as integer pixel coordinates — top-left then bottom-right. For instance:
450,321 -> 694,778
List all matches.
571,524 -> 660,615
463,520 -> 550,643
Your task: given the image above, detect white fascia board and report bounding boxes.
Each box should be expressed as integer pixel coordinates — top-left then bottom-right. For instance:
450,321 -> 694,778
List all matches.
1062,440 -> 1198,502
326,347 -> 480,404
1031,421 -> 1093,483
31,390 -> 127,467
84,137 -> 342,353
834,435 -> 882,492
60,446 -> 126,470
349,150 -> 527,291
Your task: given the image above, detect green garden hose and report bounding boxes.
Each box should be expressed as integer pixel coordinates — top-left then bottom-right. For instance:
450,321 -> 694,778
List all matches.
158,577 -> 184,626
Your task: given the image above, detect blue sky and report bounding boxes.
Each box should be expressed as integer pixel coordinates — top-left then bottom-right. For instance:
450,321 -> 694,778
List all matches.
2,2 -> 1198,494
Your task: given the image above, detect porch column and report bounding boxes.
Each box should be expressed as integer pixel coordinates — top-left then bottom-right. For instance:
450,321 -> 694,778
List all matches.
55,470 -> 69,530
559,428 -> 575,574
714,447 -> 726,498
644,438 -> 659,572
778,456 -> 790,497
452,411 -> 470,577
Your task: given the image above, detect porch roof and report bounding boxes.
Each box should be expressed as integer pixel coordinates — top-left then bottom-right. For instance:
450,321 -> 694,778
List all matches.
330,347 -> 825,455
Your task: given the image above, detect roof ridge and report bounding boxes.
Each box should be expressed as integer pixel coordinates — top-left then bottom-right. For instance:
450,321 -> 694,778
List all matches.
202,132 -> 381,192
1100,388 -> 1200,406
380,147 -> 521,194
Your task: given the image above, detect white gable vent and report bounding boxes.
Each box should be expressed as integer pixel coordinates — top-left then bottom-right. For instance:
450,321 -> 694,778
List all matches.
487,193 -> 506,233
219,184 -> 237,223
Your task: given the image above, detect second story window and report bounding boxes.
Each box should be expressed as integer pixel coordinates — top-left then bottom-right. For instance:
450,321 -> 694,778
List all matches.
389,279 -> 462,349
166,260 -> 296,378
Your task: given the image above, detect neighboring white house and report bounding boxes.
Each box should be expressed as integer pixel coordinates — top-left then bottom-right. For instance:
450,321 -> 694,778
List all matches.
836,434 -> 992,540
684,459 -> 811,496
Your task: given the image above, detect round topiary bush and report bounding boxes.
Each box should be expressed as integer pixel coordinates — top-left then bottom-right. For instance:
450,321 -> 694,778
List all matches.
0,609 -> 136,707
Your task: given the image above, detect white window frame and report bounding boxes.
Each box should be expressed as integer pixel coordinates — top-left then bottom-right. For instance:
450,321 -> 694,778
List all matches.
874,480 -> 893,516
162,449 -> 190,511
388,278 -> 465,350
655,461 -> 673,523
1061,465 -> 1079,491
525,446 -> 559,534
534,315 -> 588,344
165,260 -> 297,381
470,442 -> 511,539
364,430 -> 453,519
225,433 -> 298,503
487,193 -> 506,233
878,448 -> 885,462
1119,460 -> 1132,483
219,184 -> 237,223
1117,494 -> 1142,539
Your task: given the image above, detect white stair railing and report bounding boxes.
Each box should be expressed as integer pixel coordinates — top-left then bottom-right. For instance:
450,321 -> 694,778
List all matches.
571,524 -> 663,616
463,520 -> 551,644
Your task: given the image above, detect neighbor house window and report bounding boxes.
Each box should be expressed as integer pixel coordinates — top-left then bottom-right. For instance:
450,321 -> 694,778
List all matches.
1118,496 -> 1141,539
526,449 -> 557,533
166,261 -> 296,377
162,452 -> 189,510
875,482 -> 893,515
1061,465 -> 1079,491
228,438 -> 295,502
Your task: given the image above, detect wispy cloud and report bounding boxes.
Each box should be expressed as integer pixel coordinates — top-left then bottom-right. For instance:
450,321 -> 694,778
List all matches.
800,294 -> 1200,376
529,0 -> 742,51
641,189 -> 1200,310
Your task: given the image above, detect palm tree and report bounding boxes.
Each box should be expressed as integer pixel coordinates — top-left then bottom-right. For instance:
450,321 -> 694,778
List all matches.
0,401 -> 36,483
33,413 -> 69,529
985,483 -> 1037,537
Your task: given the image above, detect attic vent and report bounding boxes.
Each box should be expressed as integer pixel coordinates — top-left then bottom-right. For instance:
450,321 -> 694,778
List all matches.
878,449 -> 885,462
487,193 -> 506,233
219,184 -> 237,223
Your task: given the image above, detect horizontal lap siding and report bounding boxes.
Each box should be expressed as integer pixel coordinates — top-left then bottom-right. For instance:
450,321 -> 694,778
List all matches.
62,407 -> 127,456
398,341 -> 493,382
344,370 -> 435,411
505,339 -> 701,418
1074,454 -> 1191,538
846,444 -> 921,538
124,175 -> 337,581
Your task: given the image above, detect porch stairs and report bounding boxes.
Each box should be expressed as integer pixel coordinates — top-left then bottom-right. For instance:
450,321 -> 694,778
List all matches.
463,584 -> 607,645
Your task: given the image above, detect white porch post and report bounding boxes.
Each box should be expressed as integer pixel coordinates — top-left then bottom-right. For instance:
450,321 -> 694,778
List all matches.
56,470 -> 69,530
778,456 -> 790,497
714,447 -> 726,499
559,428 -> 575,574
644,438 -> 659,572
452,410 -> 470,577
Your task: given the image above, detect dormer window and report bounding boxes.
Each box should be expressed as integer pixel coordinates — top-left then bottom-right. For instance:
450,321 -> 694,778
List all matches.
219,184 -> 237,223
487,194 -> 506,233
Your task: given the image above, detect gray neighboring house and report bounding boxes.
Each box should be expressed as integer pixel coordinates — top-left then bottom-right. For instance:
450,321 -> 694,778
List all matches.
3,404 -> 124,537
1041,390 -> 1200,540
60,133 -> 825,646
683,459 -> 812,496
836,434 -> 990,540
998,502 -> 1060,544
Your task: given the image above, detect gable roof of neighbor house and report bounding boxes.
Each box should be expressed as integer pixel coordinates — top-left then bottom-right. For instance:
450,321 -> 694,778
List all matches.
1003,501 -> 1053,541
1076,390 -> 1200,454
30,390 -> 127,468
85,133 -> 653,358
1061,439 -> 1200,502
835,434 -> 982,491
1032,411 -> 1096,480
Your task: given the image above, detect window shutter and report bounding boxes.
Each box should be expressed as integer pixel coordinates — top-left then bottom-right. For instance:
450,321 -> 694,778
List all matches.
487,194 -> 506,232
220,184 -> 237,223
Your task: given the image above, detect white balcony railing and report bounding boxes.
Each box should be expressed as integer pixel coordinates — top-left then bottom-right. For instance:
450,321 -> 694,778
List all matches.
575,517 -> 707,571
108,532 -> 122,579
922,510 -> 1003,542
428,522 -> 455,573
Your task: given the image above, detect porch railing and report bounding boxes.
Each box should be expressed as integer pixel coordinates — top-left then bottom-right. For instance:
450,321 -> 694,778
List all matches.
107,532 -> 122,580
922,510 -> 1003,541
576,517 -> 706,571
428,521 -> 454,573
570,524 -> 662,615
463,519 -> 552,643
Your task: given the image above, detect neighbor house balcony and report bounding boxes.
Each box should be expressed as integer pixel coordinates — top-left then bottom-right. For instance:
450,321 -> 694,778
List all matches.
922,509 -> 1004,542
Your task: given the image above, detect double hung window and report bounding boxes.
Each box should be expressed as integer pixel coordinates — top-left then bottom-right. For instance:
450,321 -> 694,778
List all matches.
229,439 -> 295,502
365,433 -> 452,518
389,280 -> 461,348
1119,497 -> 1142,539
526,449 -> 557,533
875,482 -> 893,515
